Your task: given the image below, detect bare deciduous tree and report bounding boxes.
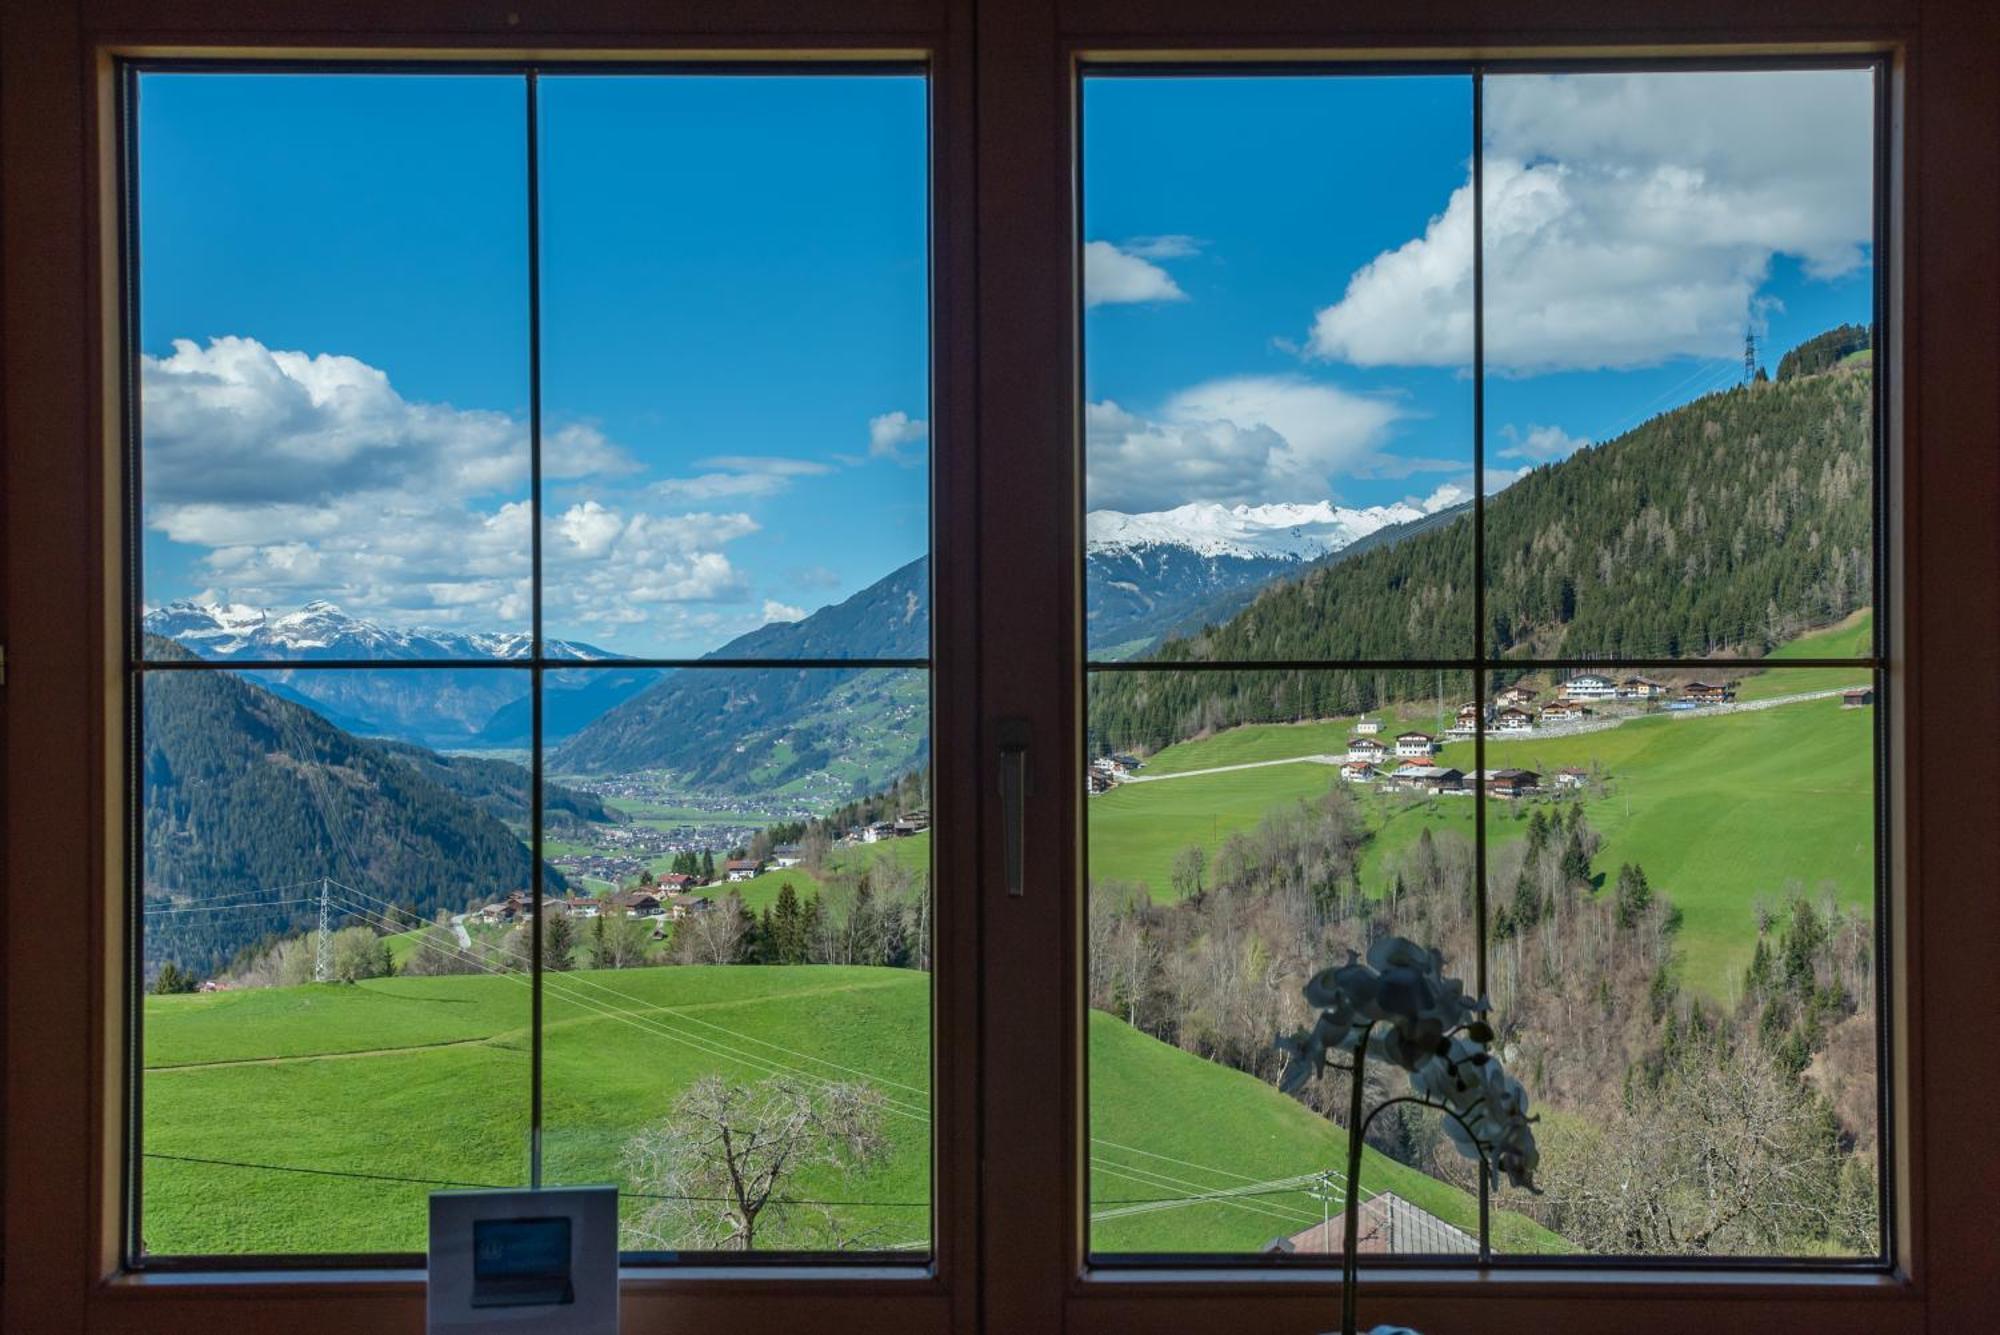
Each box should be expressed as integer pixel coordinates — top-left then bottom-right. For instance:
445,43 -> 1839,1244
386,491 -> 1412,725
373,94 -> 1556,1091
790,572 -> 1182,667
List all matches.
621,1075 -> 888,1251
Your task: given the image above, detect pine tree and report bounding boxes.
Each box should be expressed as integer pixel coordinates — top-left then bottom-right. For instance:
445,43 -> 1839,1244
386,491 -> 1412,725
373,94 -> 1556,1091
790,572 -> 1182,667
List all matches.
545,910 -> 577,971
1560,825 -> 1592,888
772,882 -> 805,965
151,961 -> 199,994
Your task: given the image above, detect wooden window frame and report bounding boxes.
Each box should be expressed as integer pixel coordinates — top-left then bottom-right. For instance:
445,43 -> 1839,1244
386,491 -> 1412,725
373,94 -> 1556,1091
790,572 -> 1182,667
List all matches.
4,2 -> 1997,1333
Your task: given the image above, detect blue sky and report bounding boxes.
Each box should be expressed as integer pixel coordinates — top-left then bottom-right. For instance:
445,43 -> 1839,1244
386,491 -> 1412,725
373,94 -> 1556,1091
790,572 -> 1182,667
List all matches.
138,67 -> 1873,657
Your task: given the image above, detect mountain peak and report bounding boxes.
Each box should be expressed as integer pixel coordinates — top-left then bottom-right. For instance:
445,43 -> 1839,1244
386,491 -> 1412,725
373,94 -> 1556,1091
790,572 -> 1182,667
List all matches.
1086,499 -> 1429,561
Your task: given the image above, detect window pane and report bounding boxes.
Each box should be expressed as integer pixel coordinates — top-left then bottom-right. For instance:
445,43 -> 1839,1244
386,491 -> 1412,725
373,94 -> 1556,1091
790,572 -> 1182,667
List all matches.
137,74 -> 532,659
1477,675 -> 1880,1256
537,74 -> 930,661
1081,75 -> 1475,665
1084,669 -> 1555,1257
1479,69 -> 1877,661
140,665 -> 538,1255
541,667 -> 932,1254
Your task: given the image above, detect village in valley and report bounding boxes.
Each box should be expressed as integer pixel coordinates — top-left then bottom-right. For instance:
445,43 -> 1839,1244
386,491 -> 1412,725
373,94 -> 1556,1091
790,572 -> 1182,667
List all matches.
1087,669 -> 1876,803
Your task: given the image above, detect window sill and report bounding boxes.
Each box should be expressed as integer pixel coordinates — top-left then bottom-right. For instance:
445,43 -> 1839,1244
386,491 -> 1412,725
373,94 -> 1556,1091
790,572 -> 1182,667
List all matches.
104,1261 -> 939,1291
1076,1262 -> 1914,1298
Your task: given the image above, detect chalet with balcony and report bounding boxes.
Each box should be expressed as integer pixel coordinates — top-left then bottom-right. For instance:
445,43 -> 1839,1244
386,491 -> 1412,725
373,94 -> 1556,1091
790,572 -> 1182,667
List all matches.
1558,673 -> 1618,701
1475,768 -> 1540,798
1347,736 -> 1389,763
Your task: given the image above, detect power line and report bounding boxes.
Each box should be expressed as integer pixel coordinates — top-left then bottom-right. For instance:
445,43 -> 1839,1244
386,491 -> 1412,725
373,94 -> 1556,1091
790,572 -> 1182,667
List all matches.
323,887 -> 1304,1225
140,1152 -> 926,1208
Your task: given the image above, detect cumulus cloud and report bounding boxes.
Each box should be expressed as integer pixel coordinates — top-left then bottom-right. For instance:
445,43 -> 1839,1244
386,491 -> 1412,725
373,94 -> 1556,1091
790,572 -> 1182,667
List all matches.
1497,423 -> 1591,463
1086,375 -> 1406,512
867,410 -> 929,463
761,599 -> 808,624
1306,70 -> 1874,373
1084,239 -> 1190,307
141,336 -> 754,634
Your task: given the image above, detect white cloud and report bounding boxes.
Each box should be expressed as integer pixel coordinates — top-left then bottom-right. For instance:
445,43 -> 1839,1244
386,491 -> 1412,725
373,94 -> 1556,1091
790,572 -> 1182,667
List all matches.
141,336 -> 755,635
1497,423 -> 1591,462
1418,466 -> 1530,514
1086,375 -> 1406,512
651,455 -> 833,502
1123,234 -> 1201,260
1306,70 -> 1874,373
1084,240 -> 1189,308
867,410 -> 929,463
761,599 -> 808,624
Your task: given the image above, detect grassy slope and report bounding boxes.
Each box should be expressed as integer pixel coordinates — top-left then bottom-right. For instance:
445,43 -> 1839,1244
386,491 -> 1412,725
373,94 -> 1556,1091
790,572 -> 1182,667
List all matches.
1092,640 -> 1874,999
143,967 -> 1553,1257
1732,609 -> 1873,703
1089,763 -> 1340,896
1088,1012 -> 1561,1255
1132,699 -> 1458,777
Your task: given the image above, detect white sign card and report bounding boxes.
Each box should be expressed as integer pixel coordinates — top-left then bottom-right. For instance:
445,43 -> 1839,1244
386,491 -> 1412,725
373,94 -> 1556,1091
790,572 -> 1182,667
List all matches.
428,1186 -> 619,1334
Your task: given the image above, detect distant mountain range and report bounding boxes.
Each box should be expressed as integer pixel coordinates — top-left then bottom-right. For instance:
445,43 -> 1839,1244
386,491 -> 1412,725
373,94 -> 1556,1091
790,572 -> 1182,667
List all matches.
548,558 -> 930,791
147,497 -> 1456,778
1085,499 -> 1448,654
143,601 -> 651,749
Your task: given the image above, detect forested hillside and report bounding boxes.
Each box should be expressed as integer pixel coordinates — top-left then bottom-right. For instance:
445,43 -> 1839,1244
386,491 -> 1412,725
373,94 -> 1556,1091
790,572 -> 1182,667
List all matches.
1090,356 -> 1871,754
142,638 -> 567,973
551,558 -> 929,786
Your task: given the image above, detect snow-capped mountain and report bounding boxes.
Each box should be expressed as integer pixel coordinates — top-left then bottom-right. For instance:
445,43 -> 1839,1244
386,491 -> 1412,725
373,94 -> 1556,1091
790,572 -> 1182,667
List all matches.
142,600 -> 611,663
1086,500 -> 1429,562
1083,500 -> 1435,655
143,601 -> 642,748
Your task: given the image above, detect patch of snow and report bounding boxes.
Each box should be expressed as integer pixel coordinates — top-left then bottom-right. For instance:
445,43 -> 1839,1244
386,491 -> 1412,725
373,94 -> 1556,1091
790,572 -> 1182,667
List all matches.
1085,500 -> 1428,561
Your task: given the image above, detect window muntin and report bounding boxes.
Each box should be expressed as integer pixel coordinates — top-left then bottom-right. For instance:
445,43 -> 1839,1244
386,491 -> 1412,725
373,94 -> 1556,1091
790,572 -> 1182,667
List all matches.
1079,63 -> 1885,1266
129,65 -> 934,1264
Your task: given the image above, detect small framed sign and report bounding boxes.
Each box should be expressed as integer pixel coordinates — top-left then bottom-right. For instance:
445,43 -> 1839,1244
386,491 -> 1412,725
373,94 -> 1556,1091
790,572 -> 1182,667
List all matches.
428,1186 -> 619,1334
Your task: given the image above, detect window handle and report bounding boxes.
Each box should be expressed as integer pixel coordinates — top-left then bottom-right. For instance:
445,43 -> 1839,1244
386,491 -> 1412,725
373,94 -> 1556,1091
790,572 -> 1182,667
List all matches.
996,719 -> 1031,898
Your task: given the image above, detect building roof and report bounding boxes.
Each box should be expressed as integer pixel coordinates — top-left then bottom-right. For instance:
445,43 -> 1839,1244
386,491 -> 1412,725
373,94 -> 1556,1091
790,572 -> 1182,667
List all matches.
1264,1192 -> 1477,1257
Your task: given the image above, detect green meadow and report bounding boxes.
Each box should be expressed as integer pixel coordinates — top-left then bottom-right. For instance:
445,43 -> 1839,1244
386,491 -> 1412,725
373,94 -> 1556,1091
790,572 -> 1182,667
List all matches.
142,966 -> 1555,1257
1090,628 -> 1876,1000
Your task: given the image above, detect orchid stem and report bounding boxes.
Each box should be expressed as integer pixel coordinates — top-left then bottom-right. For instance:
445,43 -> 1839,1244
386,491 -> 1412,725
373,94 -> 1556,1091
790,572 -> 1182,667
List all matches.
1341,1024 -> 1373,1335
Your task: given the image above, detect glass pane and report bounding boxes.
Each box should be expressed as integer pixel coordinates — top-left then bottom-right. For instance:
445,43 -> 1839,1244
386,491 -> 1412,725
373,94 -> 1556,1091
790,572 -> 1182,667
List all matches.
1085,668 -> 1558,1257
1479,69 -> 1877,660
537,74 -> 929,661
1478,673 -> 1880,1256
137,73 -> 532,659
139,664 -> 540,1256
541,667 -> 932,1254
1080,74 -> 1476,665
